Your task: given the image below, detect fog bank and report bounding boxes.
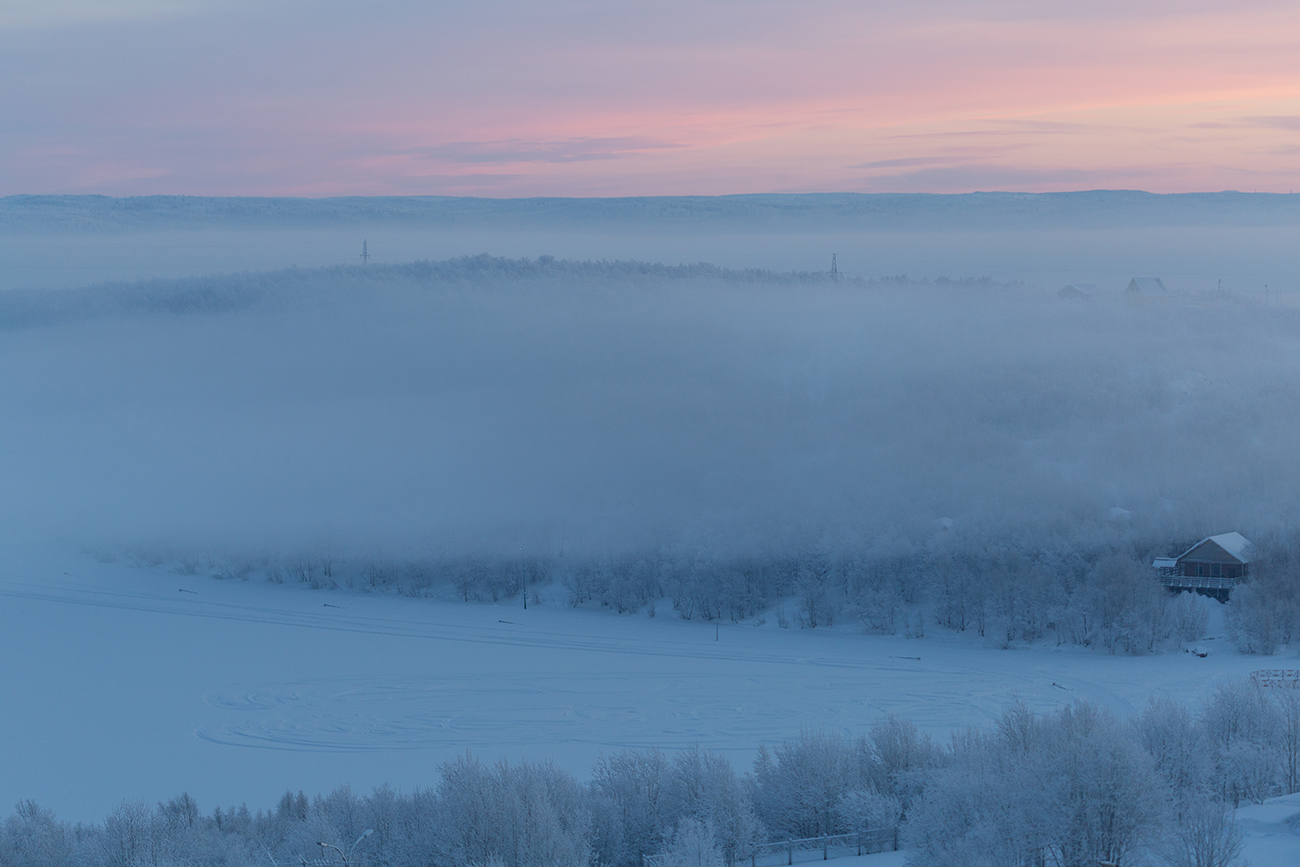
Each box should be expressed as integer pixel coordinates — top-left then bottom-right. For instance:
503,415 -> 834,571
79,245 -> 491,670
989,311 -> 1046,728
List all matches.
2,255 -> 1297,563
6,192 -> 1300,293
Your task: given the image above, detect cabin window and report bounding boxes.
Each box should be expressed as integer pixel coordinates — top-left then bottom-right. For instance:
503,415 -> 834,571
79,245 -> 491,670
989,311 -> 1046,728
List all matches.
1212,563 -> 1221,578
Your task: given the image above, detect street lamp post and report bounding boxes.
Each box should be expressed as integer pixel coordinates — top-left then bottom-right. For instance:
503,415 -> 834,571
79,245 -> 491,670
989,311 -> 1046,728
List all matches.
317,829 -> 373,863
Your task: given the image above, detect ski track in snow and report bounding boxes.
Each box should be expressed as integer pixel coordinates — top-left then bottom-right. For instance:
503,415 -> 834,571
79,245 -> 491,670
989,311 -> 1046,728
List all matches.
3,573 -> 1029,749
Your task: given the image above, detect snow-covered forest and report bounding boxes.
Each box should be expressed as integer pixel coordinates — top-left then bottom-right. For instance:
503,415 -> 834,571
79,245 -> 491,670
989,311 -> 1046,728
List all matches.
5,254 -> 1300,653
1,683 -> 1293,867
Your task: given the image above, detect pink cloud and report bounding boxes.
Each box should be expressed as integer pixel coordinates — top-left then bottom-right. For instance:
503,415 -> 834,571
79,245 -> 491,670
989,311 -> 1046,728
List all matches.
4,0 -> 1300,195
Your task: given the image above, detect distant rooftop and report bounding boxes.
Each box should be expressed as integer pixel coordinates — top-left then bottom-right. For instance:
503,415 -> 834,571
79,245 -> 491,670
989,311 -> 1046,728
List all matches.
1176,531 -> 1254,563
1125,277 -> 1169,295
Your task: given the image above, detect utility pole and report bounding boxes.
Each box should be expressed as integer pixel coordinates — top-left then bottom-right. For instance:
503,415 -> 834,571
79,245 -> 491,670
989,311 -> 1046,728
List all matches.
360,240 -> 370,264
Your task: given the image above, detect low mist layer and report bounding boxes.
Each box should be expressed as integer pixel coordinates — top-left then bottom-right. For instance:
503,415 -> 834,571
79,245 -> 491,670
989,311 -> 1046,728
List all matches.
2,256 -> 1297,563
7,193 -> 1300,294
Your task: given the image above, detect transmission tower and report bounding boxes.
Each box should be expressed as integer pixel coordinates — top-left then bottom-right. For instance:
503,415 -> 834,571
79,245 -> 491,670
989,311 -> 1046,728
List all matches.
361,240 -> 370,264
830,253 -> 838,277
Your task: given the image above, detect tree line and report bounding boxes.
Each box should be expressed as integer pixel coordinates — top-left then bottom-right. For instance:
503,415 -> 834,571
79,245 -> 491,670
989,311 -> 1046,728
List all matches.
154,523 -> 1300,657
7,680 -> 1297,867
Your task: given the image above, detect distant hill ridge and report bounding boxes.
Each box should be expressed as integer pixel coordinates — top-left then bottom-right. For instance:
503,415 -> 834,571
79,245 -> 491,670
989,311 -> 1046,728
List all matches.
0,254 -> 924,331
6,191 -> 1300,231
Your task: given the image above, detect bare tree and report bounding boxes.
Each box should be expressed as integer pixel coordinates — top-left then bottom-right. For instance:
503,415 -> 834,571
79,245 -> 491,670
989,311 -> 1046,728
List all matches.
1159,797 -> 1245,867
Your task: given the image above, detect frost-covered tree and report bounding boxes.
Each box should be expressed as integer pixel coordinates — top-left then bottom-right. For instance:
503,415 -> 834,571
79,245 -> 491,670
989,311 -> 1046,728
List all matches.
589,749 -> 670,867
751,730 -> 858,839
907,701 -> 1166,867
1272,686 -> 1300,795
100,802 -> 152,867
653,818 -> 723,867
434,754 -> 589,867
835,789 -> 901,836
1171,592 -> 1209,646
665,747 -> 762,863
1159,797 -> 1245,867
1135,696 -> 1213,809
0,801 -> 77,867
862,715 -> 944,813
1202,680 -> 1280,806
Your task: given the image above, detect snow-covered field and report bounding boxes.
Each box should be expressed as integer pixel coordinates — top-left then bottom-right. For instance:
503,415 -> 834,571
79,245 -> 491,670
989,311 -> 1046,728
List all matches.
0,541 -> 1272,824
1237,793 -> 1300,865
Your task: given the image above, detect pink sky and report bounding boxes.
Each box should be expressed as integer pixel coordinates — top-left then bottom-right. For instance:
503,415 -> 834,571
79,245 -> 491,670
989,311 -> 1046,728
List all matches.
3,0 -> 1299,196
